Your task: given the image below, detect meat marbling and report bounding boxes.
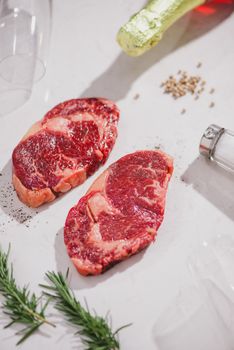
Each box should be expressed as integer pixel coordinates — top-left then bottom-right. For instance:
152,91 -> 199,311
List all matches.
64,150 -> 173,276
12,98 -> 119,207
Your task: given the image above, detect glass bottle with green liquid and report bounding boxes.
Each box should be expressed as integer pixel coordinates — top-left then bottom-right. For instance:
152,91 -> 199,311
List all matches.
117,0 -> 231,56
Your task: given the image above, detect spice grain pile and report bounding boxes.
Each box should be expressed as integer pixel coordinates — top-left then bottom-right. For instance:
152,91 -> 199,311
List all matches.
160,64 -> 216,113
161,70 -> 206,99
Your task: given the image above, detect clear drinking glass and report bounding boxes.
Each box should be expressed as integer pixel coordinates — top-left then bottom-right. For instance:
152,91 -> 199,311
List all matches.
153,286 -> 233,350
153,235 -> 234,350
0,0 -> 51,116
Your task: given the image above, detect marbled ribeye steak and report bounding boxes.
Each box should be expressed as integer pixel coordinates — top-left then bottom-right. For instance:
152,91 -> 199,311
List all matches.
12,98 -> 119,207
64,150 -> 173,276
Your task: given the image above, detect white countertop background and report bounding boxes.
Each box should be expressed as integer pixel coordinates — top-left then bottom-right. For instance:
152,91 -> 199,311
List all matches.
0,1 -> 234,349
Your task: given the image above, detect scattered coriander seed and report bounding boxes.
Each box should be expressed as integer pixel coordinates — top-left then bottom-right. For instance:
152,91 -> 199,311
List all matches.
209,88 -> 215,94
181,108 -> 186,114
197,62 -> 202,68
209,102 -> 215,108
134,93 -> 140,100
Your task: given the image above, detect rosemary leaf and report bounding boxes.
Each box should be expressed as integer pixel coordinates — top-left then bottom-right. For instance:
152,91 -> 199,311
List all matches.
0,245 -> 55,345
16,321 -> 43,345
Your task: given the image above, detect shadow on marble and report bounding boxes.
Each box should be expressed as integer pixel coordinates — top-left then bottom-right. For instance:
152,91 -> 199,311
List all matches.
81,1 -> 234,101
0,159 -> 39,225
182,156 -> 234,222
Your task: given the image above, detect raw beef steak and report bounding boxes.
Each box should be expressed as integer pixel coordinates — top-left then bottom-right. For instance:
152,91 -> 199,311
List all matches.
12,98 -> 119,207
64,150 -> 173,276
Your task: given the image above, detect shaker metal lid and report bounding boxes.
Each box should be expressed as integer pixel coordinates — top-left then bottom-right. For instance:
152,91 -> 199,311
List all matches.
199,124 -> 225,159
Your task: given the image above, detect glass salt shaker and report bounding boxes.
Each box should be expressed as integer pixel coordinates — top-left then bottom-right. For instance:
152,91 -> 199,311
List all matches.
200,124 -> 234,172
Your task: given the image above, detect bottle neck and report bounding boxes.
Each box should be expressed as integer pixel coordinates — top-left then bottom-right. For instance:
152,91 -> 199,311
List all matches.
147,0 -> 206,33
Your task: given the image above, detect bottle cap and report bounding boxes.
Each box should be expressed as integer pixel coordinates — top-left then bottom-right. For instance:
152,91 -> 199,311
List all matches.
199,124 -> 225,159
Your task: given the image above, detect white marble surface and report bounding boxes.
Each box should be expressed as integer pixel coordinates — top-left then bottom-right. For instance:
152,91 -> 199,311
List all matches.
0,1 -> 234,349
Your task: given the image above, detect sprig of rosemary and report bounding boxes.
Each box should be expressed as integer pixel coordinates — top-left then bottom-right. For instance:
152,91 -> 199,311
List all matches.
0,245 -> 55,345
41,270 -> 131,350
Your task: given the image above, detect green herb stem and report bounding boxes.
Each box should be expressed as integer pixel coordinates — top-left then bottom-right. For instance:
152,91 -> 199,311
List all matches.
41,270 -> 131,350
0,245 -> 55,345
